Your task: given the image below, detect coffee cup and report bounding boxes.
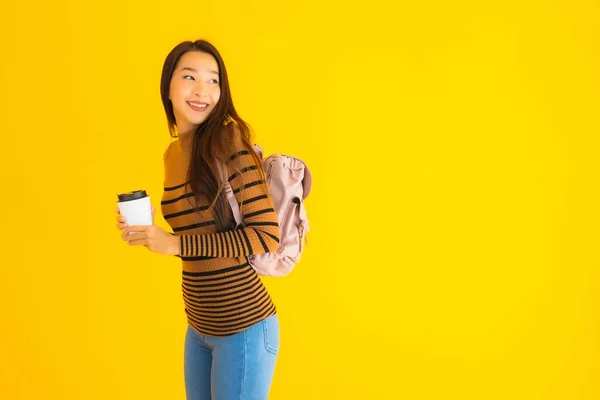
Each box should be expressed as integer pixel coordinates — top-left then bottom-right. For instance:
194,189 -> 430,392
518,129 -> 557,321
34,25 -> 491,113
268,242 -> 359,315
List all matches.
117,190 -> 153,233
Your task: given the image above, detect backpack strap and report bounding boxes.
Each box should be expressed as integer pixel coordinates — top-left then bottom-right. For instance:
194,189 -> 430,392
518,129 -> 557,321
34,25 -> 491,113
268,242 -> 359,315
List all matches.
214,144 -> 265,228
214,159 -> 243,227
252,144 -> 264,159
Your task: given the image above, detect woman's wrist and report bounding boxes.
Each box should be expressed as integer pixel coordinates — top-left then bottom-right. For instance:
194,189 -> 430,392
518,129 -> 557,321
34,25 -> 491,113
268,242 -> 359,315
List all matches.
170,234 -> 180,256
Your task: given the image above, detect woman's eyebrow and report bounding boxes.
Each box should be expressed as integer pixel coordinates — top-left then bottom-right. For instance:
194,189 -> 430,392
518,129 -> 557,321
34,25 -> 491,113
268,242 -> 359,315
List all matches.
180,66 -> 219,75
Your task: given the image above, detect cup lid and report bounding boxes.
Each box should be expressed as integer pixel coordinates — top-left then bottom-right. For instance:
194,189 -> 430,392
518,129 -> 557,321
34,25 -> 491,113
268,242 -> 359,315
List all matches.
117,190 -> 148,202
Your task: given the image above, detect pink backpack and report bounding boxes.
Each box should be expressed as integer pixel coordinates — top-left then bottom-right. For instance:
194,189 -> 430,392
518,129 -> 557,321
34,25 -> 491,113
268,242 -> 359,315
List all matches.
218,145 -> 312,276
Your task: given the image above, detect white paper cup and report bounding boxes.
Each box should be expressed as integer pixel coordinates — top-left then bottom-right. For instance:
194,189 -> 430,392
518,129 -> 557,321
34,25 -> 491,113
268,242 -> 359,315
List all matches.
117,190 -> 153,233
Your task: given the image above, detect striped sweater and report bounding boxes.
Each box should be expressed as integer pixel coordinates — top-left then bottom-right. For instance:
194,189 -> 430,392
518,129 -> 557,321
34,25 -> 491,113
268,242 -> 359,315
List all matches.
161,131 -> 280,336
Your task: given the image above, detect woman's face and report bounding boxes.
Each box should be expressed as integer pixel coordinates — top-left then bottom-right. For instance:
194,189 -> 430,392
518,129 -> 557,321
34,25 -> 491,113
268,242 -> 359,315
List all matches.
169,51 -> 221,134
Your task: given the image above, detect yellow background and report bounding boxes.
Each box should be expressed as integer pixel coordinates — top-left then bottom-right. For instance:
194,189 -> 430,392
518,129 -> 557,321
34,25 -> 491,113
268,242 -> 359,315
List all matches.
1,0 -> 599,399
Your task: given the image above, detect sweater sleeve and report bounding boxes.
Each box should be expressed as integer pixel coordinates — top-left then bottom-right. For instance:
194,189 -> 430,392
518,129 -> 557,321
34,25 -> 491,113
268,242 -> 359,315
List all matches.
177,131 -> 280,258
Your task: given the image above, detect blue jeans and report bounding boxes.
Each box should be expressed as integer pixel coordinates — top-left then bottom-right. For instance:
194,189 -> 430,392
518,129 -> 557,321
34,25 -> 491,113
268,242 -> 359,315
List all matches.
184,314 -> 280,400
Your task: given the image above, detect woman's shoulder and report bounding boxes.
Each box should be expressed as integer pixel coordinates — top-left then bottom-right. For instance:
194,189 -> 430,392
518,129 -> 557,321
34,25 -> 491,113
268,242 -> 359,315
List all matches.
163,139 -> 178,162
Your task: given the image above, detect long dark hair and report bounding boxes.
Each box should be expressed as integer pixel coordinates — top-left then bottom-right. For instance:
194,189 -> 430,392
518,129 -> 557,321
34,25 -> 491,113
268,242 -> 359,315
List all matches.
160,39 -> 265,232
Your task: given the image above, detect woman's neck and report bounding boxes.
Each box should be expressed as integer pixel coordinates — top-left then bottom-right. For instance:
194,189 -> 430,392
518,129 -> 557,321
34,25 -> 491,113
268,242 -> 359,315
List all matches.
177,126 -> 196,154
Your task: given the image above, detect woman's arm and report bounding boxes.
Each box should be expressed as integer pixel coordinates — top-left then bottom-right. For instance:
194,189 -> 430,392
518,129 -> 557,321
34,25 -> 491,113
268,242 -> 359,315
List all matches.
177,131 -> 280,258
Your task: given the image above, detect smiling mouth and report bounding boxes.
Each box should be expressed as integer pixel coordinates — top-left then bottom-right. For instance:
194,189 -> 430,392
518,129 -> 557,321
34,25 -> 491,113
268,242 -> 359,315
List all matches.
187,101 -> 209,110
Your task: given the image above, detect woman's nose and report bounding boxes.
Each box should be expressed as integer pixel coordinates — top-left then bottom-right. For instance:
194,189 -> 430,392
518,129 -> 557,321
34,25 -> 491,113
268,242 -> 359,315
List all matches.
195,84 -> 208,97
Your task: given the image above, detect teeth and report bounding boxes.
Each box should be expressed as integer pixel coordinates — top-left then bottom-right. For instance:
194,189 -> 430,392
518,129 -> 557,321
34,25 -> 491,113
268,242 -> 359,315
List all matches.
188,102 -> 208,108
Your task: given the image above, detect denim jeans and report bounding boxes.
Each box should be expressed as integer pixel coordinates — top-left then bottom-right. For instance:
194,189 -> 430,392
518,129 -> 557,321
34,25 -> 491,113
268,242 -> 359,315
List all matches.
184,314 -> 280,400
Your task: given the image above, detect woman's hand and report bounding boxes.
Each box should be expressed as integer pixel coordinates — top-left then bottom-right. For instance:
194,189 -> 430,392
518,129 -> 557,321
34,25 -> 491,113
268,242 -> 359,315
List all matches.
116,205 -> 178,255
121,225 -> 180,256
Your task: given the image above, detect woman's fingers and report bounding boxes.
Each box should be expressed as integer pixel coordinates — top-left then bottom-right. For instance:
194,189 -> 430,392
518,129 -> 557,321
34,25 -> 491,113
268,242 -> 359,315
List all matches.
116,208 -> 127,230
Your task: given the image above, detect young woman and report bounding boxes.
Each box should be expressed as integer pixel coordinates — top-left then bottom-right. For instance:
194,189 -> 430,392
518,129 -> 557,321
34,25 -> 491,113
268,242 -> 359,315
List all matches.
116,39 -> 281,400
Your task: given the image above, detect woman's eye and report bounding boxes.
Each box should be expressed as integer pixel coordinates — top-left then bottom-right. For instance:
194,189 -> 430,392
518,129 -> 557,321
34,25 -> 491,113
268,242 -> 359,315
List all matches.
209,79 -> 219,84
184,75 -> 195,80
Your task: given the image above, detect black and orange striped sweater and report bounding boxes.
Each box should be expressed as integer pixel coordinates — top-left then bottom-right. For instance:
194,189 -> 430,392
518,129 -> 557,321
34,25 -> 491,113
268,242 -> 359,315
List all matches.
161,132 -> 280,336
